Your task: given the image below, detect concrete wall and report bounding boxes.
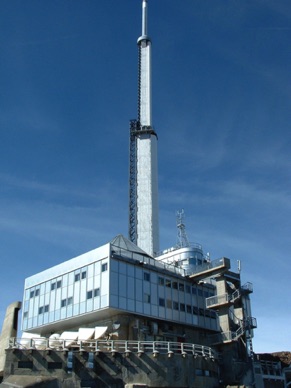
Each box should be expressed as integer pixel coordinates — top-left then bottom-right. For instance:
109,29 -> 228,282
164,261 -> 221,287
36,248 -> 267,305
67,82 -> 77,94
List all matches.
0,302 -> 21,377
2,349 -> 219,388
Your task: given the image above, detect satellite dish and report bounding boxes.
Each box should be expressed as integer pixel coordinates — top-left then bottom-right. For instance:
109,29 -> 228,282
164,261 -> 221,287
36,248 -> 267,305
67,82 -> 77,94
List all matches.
112,321 -> 121,331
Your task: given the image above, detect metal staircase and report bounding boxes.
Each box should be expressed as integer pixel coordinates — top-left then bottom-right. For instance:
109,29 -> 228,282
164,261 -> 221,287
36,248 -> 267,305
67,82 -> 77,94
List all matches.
206,282 -> 253,309
206,282 -> 257,344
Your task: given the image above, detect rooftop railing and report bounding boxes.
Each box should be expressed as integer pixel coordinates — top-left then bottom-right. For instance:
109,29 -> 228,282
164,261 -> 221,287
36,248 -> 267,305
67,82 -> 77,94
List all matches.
7,338 -> 217,360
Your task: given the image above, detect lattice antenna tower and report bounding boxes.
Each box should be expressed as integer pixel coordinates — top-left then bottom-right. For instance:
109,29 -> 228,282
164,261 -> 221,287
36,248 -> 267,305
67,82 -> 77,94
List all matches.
176,209 -> 190,248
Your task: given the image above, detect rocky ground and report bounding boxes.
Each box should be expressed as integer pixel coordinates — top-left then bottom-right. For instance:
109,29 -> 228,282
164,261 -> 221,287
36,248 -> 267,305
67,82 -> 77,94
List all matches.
272,351 -> 291,366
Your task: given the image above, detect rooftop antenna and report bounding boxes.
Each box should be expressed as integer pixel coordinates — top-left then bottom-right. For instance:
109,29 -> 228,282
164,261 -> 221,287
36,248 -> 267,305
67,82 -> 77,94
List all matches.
176,209 -> 190,248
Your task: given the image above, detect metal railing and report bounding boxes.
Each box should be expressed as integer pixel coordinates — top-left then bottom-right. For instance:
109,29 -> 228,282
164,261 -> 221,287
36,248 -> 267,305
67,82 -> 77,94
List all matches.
7,338 -> 217,359
206,293 -> 229,308
184,257 -> 230,277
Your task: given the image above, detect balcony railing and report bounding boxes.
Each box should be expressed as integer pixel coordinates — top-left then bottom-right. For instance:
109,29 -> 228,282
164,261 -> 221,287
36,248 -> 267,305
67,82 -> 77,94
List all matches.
7,338 -> 217,360
206,293 -> 229,308
206,283 -> 254,309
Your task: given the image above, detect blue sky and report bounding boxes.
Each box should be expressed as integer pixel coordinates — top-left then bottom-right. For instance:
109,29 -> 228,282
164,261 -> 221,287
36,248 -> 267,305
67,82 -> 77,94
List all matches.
0,0 -> 290,353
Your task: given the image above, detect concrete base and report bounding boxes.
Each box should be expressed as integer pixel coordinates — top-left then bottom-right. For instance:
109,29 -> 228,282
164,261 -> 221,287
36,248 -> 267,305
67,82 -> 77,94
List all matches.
0,375 -> 58,388
1,349 -> 219,387
0,302 -> 22,377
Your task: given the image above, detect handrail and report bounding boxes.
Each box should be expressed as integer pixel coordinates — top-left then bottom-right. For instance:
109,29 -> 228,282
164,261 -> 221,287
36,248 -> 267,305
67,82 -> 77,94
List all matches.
206,293 -> 229,308
7,338 -> 217,359
185,257 -> 230,277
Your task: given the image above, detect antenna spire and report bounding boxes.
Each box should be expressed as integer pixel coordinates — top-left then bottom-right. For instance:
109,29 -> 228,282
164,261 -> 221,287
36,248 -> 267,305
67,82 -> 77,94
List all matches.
142,0 -> 148,37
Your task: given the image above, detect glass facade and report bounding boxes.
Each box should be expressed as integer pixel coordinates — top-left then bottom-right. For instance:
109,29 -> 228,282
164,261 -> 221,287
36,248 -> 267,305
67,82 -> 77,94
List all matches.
109,258 -> 217,330
22,257 -> 109,331
22,241 -> 218,333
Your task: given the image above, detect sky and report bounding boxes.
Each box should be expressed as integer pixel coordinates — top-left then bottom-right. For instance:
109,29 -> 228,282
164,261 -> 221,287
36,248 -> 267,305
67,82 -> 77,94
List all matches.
0,0 -> 290,354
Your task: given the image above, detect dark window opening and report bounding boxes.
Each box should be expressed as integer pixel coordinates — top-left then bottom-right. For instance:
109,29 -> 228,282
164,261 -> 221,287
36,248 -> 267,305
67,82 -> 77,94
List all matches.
179,283 -> 184,291
18,361 -> 33,369
101,263 -> 108,272
75,273 -> 80,282
48,362 -> 63,370
94,288 -> 100,297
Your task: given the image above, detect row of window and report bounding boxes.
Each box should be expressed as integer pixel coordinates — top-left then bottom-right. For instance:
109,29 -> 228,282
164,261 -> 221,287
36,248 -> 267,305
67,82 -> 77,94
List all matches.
29,287 -> 102,316
61,297 -> 73,308
28,262 -> 108,299
157,297 -> 216,318
29,263 -> 108,299
156,275 -> 214,298
87,288 -> 100,299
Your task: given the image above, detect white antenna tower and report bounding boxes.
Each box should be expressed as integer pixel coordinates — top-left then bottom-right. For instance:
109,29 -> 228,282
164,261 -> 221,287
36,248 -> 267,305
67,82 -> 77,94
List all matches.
176,209 -> 190,248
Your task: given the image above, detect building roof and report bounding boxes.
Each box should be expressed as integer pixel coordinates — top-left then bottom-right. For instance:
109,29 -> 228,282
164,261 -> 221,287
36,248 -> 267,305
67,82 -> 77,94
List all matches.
110,234 -> 152,257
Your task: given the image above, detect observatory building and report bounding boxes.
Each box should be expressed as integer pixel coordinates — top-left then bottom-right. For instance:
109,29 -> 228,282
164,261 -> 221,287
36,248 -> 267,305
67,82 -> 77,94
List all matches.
1,1 -> 258,387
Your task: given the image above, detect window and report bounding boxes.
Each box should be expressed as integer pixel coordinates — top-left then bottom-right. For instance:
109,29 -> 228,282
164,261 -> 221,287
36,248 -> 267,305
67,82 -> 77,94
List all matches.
158,277 -> 164,285
35,288 -> 40,297
74,273 -> 80,282
173,301 -> 179,310
180,303 -> 185,312
178,283 -> 184,292
30,290 -> 34,298
198,289 -> 203,296
144,272 -> 150,281
159,298 -> 165,307
166,299 -> 172,309
67,297 -> 73,305
51,280 -> 62,290
61,299 -> 66,308
165,279 -> 171,288
38,305 -> 49,314
81,271 -> 87,280
48,362 -> 63,370
186,305 -> 192,313
144,293 -> 151,303
185,285 -> 191,293
23,312 -> 28,319
193,306 -> 198,315
18,361 -> 33,369
101,263 -> 108,272
94,288 -> 100,297
87,290 -> 93,299
172,281 -> 178,290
